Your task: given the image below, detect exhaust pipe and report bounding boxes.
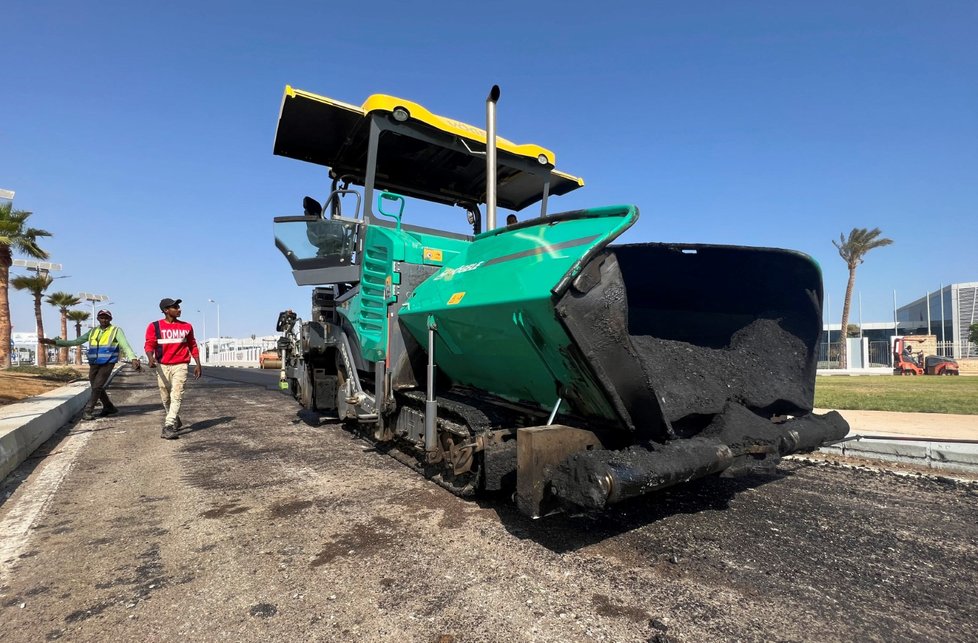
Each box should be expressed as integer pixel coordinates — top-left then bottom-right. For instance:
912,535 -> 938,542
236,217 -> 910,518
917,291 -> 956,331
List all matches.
485,85 -> 500,230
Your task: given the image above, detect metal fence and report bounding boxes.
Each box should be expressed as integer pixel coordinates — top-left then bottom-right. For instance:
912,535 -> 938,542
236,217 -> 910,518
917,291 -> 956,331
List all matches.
819,339 -> 976,369
204,337 -> 280,366
868,341 -> 891,367
938,341 -> 978,359
818,340 -> 895,369
816,341 -> 842,369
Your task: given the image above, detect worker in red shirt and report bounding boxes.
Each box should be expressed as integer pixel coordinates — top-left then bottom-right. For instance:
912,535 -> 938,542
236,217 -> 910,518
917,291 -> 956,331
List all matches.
145,298 -> 202,439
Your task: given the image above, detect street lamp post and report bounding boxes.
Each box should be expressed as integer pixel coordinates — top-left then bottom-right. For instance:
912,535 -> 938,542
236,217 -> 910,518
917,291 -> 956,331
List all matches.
78,292 -> 109,326
197,309 -> 207,364
208,298 -> 220,362
14,260 -> 65,364
13,259 -> 63,276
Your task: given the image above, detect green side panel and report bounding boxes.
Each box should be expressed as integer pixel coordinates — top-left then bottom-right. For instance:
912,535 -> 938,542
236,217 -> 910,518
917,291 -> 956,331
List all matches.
403,230 -> 468,267
356,226 -> 471,362
398,206 -> 637,419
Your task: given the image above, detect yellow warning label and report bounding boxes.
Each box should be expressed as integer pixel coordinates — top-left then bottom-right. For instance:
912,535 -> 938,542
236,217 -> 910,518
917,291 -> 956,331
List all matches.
423,247 -> 444,262
447,292 -> 465,305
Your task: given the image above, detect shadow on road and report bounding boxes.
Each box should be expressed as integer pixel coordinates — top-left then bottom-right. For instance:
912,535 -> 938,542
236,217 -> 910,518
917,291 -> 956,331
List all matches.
177,416 -> 235,437
481,470 -> 792,553
274,403 -> 799,549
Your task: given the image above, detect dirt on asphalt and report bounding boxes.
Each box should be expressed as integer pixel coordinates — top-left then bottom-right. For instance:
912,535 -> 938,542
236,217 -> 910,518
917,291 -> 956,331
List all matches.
1,369 -> 977,642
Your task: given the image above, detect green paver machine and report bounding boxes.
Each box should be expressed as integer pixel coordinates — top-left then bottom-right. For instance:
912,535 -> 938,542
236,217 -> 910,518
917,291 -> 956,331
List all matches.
271,85 -> 848,517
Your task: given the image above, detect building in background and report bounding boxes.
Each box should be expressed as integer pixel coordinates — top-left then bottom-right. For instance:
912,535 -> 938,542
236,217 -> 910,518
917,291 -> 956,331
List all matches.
11,332 -> 43,365
897,282 -> 978,358
818,281 -> 978,368
10,332 -> 283,367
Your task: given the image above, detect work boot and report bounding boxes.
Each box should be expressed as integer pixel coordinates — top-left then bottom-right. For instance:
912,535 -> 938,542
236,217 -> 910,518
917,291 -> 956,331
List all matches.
82,411 -> 98,421
99,406 -> 119,417
161,425 -> 179,440
174,416 -> 183,430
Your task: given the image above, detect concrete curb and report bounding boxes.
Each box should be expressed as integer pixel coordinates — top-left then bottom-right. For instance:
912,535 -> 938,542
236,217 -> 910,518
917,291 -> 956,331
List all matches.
0,367 -> 125,481
820,438 -> 978,475
0,381 -> 90,480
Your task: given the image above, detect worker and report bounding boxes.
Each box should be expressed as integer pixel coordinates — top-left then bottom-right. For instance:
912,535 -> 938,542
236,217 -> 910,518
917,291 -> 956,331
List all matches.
40,310 -> 141,421
145,298 -> 203,440
506,214 -> 518,225
902,343 -> 918,366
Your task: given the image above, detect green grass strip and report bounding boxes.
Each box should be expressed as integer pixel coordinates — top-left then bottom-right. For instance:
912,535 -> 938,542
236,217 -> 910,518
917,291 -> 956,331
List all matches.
815,375 -> 978,415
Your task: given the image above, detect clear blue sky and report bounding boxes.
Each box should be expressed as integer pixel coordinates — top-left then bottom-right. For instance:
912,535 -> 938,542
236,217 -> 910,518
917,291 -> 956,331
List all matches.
3,1 -> 975,341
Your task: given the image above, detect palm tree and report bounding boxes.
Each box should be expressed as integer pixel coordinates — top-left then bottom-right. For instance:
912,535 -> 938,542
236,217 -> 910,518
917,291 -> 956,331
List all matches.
67,309 -> 91,365
12,273 -> 54,367
833,228 -> 893,368
1,201 -> 51,369
46,291 -> 82,364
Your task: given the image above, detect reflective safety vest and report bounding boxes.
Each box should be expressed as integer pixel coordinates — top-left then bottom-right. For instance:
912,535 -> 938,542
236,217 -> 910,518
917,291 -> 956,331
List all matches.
88,326 -> 120,365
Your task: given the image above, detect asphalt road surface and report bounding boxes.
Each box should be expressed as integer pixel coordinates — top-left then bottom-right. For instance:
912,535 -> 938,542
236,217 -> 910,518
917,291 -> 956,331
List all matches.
1,368 -> 976,642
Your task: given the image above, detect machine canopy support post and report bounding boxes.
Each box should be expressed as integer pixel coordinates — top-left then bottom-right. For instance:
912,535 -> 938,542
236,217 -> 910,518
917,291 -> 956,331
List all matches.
539,179 -> 550,218
424,316 -> 438,457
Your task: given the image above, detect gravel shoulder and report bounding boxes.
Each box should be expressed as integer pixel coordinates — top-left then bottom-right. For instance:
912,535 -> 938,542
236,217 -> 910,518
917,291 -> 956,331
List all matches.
0,368 -> 83,406
1,370 -> 977,642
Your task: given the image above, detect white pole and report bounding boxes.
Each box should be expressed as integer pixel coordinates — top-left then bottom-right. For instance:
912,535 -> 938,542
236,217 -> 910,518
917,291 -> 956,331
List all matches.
926,291 -> 931,335
893,290 -> 898,336
198,309 -> 207,365
939,283 -> 945,343
209,298 -> 220,362
83,294 -> 108,329
891,289 -> 898,368
825,292 -> 831,361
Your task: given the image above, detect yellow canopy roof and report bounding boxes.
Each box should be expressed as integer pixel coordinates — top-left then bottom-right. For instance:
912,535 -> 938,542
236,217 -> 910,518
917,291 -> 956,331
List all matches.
274,86 -> 584,211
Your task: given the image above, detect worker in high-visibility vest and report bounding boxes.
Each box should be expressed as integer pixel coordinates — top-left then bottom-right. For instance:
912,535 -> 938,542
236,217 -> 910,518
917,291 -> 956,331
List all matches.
41,309 -> 140,420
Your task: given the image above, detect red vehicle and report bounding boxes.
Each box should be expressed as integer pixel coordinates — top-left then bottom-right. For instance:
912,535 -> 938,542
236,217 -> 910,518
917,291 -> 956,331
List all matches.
893,337 -> 959,375
259,349 -> 282,370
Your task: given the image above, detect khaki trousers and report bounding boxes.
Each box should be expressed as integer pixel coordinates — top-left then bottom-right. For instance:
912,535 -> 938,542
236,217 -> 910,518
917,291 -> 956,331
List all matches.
155,363 -> 189,427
